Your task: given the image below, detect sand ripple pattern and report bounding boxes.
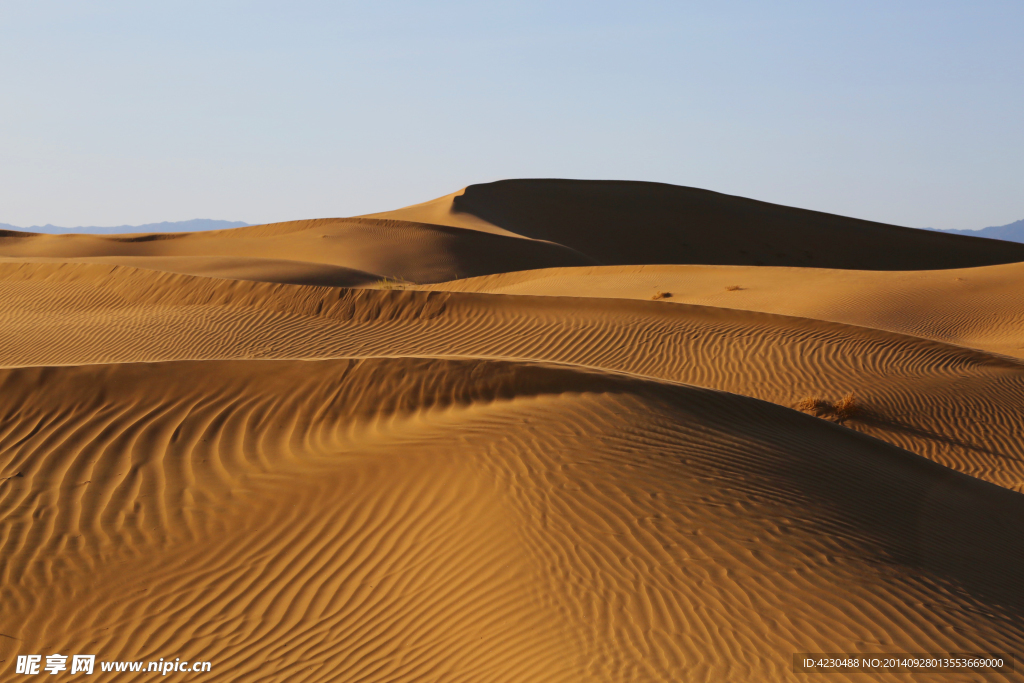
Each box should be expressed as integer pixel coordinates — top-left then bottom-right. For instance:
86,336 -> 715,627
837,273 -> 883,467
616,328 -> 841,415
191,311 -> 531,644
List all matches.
2,262 -> 1022,493
2,358 -> 1023,682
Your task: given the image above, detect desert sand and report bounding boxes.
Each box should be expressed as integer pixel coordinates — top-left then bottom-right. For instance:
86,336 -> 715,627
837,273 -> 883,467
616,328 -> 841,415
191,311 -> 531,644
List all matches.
1,180 -> 1022,681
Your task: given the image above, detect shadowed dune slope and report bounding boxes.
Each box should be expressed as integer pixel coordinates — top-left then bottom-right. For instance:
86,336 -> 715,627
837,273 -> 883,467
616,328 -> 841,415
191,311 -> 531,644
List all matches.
423,261 -> 1024,359
369,180 -> 1024,270
2,358 -> 1023,682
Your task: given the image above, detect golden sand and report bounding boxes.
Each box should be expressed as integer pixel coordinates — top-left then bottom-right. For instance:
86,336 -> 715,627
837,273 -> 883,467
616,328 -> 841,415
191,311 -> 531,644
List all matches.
2,181 -> 1022,681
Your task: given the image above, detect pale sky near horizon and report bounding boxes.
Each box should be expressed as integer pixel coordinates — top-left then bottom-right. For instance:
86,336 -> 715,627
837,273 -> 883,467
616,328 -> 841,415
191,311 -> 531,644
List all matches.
1,1 -> 1021,230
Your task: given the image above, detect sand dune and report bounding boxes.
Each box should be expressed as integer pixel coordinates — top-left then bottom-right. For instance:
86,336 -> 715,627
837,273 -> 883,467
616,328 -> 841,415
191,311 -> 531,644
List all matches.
368,180 -> 1024,270
0,255 -> 382,288
423,261 -> 1024,359
5,180 -> 1023,290
0,216 -> 592,285
3,260 -> 1023,492
2,180 -> 1023,682
3,358 -> 1023,682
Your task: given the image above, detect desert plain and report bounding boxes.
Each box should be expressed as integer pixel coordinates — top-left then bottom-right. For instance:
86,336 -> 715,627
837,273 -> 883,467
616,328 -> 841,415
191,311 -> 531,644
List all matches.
1,179 -> 1023,681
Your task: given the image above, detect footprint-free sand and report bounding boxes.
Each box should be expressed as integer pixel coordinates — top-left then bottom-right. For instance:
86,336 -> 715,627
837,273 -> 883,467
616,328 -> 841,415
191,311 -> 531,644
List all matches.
2,180 -> 1022,681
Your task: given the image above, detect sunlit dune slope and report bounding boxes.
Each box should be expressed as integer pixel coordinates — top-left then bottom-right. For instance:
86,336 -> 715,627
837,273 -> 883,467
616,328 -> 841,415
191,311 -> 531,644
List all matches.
367,179 -> 1024,270
2,358 -> 1023,682
0,255 -> 382,288
0,216 -> 592,285
423,261 -> 1024,359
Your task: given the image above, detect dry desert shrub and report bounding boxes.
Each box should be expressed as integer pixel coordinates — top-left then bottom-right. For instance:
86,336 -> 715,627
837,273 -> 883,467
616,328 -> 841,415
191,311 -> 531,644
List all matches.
652,291 -> 672,300
374,277 -> 407,291
795,392 -> 857,422
832,392 -> 857,421
794,395 -> 829,412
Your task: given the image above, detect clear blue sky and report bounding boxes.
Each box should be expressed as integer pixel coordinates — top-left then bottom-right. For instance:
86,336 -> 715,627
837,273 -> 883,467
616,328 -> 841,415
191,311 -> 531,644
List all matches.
1,1 -> 1021,229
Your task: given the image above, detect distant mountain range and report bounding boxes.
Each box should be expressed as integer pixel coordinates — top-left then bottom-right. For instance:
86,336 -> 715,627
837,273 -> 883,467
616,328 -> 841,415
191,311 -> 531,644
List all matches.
932,218 -> 1024,244
0,219 -> 250,235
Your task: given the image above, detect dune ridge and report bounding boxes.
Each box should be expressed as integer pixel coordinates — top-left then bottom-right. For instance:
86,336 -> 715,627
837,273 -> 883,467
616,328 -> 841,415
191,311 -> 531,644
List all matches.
5,180 -> 1024,289
422,261 -> 1024,359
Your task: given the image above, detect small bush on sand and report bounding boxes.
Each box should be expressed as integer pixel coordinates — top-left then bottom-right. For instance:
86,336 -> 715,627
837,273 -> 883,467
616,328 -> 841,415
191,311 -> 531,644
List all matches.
794,395 -> 829,412
795,392 -> 857,423
832,392 -> 857,421
652,291 -> 672,300
374,277 -> 407,291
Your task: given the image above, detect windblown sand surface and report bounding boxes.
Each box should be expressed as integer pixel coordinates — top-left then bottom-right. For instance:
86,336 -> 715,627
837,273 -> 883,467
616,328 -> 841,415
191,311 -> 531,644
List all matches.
1,180 -> 1023,682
